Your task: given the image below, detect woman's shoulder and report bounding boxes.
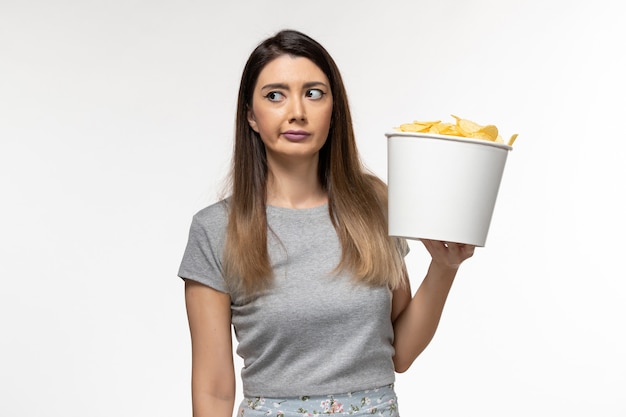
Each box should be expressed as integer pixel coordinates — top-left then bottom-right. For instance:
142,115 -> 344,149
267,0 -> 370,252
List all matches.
191,198 -> 230,229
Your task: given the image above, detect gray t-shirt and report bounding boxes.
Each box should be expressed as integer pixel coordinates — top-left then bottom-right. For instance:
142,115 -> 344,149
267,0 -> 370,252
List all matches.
178,200 -> 401,397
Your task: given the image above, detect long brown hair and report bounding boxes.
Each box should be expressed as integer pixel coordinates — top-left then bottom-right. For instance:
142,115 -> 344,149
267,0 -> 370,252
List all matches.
223,29 -> 406,297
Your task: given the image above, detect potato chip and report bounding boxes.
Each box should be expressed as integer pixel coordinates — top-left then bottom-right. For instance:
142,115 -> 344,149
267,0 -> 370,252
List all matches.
472,124 -> 499,141
395,115 -> 518,147
452,115 -> 482,136
398,122 -> 429,132
428,122 -> 456,135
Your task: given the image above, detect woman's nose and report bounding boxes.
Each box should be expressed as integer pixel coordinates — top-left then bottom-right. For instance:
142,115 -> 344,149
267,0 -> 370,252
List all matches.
288,97 -> 306,122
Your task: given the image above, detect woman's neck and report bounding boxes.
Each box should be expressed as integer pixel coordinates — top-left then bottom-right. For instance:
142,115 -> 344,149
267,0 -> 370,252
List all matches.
265,157 -> 327,209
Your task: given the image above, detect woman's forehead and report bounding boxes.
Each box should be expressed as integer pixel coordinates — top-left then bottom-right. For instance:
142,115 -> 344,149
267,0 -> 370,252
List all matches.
256,55 -> 329,87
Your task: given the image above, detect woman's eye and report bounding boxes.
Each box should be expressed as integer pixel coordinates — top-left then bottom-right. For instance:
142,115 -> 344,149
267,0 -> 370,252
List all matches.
265,91 -> 285,102
306,89 -> 325,99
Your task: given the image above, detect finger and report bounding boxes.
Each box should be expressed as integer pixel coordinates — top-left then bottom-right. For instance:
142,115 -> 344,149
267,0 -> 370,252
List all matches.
426,239 -> 448,251
421,239 -> 446,256
454,244 -> 475,260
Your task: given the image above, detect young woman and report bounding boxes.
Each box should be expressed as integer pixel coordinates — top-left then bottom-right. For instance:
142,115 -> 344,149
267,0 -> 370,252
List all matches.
178,29 -> 475,417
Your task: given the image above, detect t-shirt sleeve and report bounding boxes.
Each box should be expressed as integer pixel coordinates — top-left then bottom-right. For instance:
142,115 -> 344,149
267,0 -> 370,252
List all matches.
177,206 -> 230,294
396,236 -> 410,257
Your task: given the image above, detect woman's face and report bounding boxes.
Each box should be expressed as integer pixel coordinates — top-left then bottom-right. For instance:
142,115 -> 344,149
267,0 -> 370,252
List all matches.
247,55 -> 333,167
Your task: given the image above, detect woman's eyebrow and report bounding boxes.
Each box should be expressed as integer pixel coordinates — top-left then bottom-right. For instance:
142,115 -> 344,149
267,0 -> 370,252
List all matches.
260,82 -> 288,91
303,81 -> 328,89
260,81 -> 328,90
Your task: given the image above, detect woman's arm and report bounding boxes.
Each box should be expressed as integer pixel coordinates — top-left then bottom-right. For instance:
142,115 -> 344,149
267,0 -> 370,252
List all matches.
184,279 -> 236,417
391,240 -> 474,373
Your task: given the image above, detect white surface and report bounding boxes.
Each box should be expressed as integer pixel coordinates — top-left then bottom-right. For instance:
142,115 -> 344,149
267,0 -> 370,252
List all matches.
1,0 -> 625,416
387,133 -> 510,246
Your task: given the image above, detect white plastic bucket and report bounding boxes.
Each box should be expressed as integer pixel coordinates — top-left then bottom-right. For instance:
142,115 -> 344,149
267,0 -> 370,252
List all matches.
386,132 -> 512,247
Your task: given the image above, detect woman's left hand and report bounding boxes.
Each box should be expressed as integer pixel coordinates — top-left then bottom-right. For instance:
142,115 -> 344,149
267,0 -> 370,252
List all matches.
421,239 -> 475,270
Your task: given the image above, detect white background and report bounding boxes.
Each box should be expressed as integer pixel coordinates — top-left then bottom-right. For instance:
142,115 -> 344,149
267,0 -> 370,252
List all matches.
1,0 -> 625,416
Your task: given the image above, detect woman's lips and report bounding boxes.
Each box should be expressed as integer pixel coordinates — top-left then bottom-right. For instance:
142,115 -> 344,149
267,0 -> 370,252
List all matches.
282,130 -> 310,141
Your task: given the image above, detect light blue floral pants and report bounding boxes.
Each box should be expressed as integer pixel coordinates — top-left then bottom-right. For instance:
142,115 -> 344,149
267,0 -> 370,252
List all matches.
237,384 -> 399,416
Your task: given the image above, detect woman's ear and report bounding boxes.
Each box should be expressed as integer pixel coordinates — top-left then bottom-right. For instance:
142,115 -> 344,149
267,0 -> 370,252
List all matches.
247,107 -> 259,133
